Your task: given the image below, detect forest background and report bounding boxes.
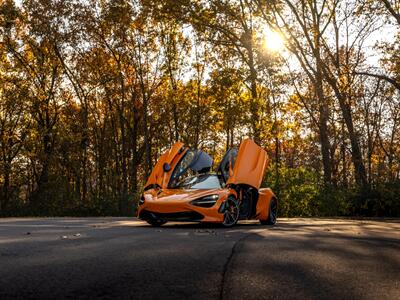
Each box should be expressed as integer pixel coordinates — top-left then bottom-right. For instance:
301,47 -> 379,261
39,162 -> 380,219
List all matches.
1,0 -> 400,217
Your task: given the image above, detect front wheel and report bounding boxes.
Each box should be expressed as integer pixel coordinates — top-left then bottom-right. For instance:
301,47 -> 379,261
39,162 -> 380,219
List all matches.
146,219 -> 167,227
260,198 -> 277,225
222,197 -> 240,227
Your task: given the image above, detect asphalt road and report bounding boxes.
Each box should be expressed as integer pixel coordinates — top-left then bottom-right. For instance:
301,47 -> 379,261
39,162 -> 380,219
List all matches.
0,218 -> 399,300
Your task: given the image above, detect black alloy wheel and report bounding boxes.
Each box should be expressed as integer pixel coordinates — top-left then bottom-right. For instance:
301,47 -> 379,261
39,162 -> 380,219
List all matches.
261,198 -> 277,225
222,196 -> 240,227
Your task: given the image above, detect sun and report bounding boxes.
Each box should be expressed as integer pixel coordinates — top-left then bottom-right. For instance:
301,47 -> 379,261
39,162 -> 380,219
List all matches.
263,26 -> 285,52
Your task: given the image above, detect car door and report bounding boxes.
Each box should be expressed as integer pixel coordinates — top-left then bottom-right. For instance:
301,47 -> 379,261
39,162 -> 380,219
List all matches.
217,148 -> 238,183
226,139 -> 268,189
144,142 -> 186,190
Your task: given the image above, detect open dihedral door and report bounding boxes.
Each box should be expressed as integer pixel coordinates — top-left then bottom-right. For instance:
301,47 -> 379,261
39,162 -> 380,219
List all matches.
144,142 -> 186,190
217,148 -> 238,183
226,139 -> 268,189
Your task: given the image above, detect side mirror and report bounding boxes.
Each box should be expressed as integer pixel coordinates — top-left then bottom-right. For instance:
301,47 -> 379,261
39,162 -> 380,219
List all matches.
163,163 -> 171,172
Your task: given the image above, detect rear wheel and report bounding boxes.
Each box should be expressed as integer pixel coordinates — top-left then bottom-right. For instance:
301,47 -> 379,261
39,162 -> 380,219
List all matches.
146,219 -> 167,227
261,198 -> 277,225
222,196 -> 240,227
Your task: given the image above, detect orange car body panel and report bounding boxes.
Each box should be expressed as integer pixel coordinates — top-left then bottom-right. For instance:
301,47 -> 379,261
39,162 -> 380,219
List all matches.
226,138 -> 268,189
144,142 -> 186,189
255,188 -> 276,220
138,188 -> 237,222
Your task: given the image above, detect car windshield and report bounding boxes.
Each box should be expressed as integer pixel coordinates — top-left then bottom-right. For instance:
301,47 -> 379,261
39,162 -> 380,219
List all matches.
168,149 -> 213,188
173,174 -> 222,189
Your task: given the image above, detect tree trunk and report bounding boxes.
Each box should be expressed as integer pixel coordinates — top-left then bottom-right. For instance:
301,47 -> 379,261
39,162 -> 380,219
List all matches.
317,96 -> 332,184
337,93 -> 367,187
249,64 -> 260,143
119,72 -> 128,214
1,163 -> 11,213
172,102 -> 179,142
314,19 -> 332,185
143,93 -> 152,179
341,121 -> 348,187
247,36 -> 260,144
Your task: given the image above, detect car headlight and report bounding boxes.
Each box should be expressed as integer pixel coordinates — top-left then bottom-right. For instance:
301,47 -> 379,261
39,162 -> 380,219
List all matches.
191,194 -> 219,208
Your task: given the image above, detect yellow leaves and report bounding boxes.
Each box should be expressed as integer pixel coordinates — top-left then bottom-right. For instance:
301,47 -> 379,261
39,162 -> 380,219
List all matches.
213,119 -> 225,132
370,153 -> 380,166
132,16 -> 145,31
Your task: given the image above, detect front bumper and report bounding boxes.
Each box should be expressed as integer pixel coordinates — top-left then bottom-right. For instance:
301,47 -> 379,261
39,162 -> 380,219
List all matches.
137,190 -> 234,223
139,210 -> 205,222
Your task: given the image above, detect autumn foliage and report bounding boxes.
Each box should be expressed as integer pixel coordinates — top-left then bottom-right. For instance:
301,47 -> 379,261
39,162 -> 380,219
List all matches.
0,0 -> 399,216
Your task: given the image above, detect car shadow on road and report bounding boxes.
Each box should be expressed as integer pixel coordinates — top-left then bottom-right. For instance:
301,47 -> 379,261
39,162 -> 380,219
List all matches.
222,220 -> 400,300
135,220 -> 267,230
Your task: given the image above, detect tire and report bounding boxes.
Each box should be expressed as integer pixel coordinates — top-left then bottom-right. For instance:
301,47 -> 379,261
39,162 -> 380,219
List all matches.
146,219 -> 167,227
222,196 -> 240,228
260,198 -> 277,225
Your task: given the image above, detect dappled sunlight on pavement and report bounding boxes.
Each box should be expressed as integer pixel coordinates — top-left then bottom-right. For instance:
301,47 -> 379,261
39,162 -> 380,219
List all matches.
0,218 -> 399,299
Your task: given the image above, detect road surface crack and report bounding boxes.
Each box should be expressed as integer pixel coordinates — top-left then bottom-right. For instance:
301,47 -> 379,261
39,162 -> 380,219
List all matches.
219,233 -> 253,300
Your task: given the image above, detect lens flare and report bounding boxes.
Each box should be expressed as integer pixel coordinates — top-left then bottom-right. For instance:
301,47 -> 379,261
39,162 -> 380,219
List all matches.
263,26 -> 285,52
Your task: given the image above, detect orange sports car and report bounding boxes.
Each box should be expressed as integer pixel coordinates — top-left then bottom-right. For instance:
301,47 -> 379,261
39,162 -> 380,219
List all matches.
137,139 -> 277,227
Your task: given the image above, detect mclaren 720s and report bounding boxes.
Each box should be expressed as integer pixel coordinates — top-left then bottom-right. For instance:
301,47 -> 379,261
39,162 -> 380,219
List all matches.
137,139 -> 278,227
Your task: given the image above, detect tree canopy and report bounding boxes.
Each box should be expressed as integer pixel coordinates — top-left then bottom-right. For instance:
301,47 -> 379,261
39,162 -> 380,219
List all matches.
0,0 -> 399,216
